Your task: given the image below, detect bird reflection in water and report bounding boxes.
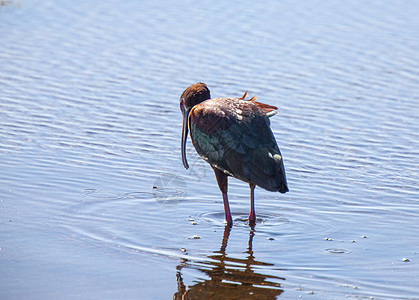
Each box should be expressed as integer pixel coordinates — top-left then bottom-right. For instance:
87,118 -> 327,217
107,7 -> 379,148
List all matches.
173,226 -> 284,299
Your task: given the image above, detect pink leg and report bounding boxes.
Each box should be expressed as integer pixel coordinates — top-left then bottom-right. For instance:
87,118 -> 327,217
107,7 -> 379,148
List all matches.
222,191 -> 232,225
212,167 -> 232,225
248,183 -> 256,224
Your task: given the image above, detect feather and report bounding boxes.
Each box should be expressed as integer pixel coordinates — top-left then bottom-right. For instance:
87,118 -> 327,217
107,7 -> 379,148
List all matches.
189,97 -> 288,192
239,91 -> 248,100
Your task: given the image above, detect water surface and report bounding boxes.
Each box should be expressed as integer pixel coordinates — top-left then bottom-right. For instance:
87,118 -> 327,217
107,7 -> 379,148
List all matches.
1,0 -> 418,299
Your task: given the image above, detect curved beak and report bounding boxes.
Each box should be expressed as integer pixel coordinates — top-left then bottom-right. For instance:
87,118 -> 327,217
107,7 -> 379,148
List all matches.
180,100 -> 190,169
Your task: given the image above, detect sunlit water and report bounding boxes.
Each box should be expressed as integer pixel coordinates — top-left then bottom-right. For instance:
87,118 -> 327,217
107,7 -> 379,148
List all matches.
1,0 -> 419,299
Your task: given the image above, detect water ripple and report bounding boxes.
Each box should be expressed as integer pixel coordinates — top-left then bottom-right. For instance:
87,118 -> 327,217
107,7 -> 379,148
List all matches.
1,0 -> 419,298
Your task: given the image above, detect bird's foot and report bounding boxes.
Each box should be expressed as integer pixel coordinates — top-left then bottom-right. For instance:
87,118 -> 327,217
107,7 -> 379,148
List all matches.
248,213 -> 256,226
225,216 -> 233,227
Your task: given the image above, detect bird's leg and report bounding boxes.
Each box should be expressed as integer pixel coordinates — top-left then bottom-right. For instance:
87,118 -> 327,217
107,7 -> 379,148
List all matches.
212,167 -> 232,226
248,183 -> 256,225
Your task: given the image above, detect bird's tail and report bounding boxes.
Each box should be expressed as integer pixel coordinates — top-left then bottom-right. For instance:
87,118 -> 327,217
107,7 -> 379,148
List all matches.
271,150 -> 288,193
246,147 -> 288,193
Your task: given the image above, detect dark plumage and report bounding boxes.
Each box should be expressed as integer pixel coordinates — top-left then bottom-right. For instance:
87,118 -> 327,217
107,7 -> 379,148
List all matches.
180,82 -> 288,225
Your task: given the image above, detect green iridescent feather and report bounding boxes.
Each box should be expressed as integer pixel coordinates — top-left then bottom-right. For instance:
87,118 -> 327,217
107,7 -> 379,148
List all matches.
189,99 -> 287,192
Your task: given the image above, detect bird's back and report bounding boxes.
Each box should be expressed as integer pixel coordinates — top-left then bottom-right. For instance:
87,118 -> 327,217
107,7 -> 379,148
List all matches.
189,97 -> 288,193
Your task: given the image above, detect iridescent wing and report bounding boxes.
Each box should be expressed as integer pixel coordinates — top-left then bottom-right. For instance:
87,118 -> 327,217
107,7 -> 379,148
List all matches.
189,98 -> 288,193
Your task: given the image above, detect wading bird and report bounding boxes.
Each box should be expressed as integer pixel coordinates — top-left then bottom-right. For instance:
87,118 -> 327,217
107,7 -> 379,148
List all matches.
180,82 -> 288,226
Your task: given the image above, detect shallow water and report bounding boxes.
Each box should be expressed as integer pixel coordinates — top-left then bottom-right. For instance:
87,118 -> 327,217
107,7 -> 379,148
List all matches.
1,0 -> 419,299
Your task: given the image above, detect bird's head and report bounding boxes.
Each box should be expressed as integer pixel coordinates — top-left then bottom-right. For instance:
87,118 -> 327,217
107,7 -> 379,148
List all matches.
180,82 -> 211,110
180,82 -> 211,170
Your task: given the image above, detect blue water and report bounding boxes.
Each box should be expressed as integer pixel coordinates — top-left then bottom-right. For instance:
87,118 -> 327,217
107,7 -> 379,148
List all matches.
1,0 -> 418,298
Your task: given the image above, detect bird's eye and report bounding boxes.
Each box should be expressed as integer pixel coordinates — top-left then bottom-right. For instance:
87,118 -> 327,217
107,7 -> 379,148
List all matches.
179,98 -> 185,109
